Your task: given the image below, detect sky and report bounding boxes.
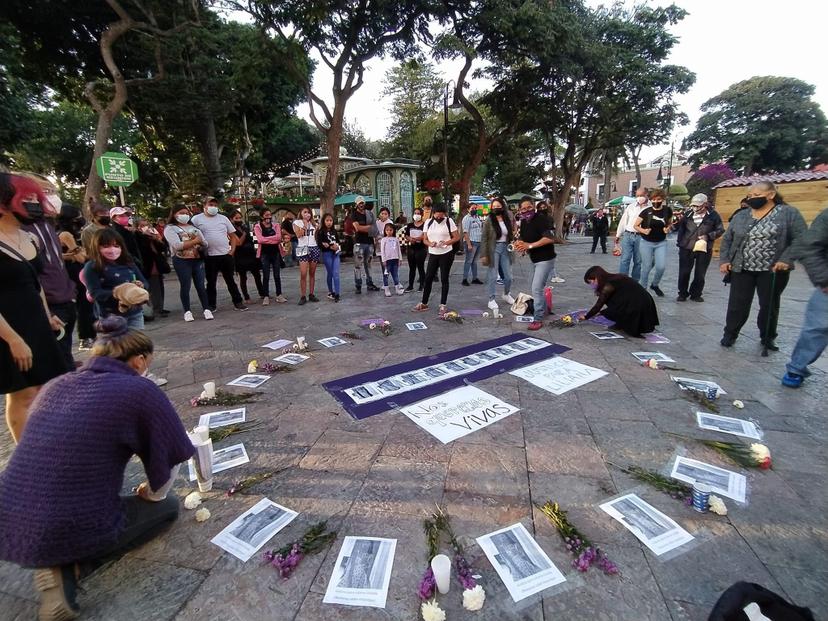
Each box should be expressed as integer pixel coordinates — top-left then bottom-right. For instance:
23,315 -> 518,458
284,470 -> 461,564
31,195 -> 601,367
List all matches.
293,0 -> 828,164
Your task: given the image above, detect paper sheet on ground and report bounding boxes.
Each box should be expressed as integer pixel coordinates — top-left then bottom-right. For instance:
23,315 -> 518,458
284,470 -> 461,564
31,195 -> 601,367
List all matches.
600,493 -> 694,556
323,537 -> 397,608
515,316 -> 534,323
671,376 -> 726,396
187,443 -> 249,481
696,412 -> 762,440
262,339 -> 294,350
274,353 -> 309,365
227,374 -> 270,388
476,523 -> 565,602
511,356 -> 607,395
400,385 -> 519,443
590,331 -> 624,340
211,498 -> 298,562
198,407 -> 246,429
631,352 -> 675,363
671,456 -> 747,503
318,336 -> 349,348
405,322 -> 428,331
644,333 -> 670,344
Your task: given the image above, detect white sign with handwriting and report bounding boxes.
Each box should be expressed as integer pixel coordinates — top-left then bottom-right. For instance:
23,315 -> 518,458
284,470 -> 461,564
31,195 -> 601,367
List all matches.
400,386 -> 520,444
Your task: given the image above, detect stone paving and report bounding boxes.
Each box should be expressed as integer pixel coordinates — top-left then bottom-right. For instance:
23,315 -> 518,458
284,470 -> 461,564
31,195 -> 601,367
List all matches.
2,237 -> 826,621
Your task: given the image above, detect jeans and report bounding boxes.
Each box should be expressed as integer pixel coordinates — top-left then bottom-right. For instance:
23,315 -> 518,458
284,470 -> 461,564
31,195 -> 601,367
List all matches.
172,257 -> 209,312
353,243 -> 375,288
531,259 -> 556,322
724,270 -> 790,340
383,258 -> 400,287
205,254 -> 243,308
639,239 -> 667,288
463,241 -> 480,280
422,252 -> 454,305
545,258 -> 558,283
619,233 -> 641,281
487,242 -> 512,299
322,250 -> 341,295
677,248 -> 712,298
261,252 -> 282,297
48,301 -> 76,369
126,312 -> 145,330
786,288 -> 828,377
407,245 -> 426,288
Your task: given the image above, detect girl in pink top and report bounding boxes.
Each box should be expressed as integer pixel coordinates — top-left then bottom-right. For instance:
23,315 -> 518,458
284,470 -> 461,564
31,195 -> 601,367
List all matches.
253,210 -> 285,304
380,222 -> 404,296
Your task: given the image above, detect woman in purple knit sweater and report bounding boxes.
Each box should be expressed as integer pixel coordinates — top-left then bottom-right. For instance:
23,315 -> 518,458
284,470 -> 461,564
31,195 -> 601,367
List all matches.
0,316 -> 194,621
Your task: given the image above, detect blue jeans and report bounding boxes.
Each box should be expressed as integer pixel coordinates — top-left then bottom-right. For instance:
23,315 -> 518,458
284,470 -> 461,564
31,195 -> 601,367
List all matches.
126,312 -> 144,330
322,251 -> 341,295
531,259 -> 556,321
639,239 -> 667,288
786,288 -> 828,377
353,243 -> 375,288
261,252 -> 282,297
463,241 -> 480,280
487,242 -> 512,299
382,258 -> 400,287
172,257 -> 209,312
619,233 -> 641,281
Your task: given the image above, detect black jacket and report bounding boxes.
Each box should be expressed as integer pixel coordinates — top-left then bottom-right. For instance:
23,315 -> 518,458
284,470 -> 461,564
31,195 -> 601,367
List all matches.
589,214 -> 609,235
674,209 -> 724,251
796,208 -> 828,288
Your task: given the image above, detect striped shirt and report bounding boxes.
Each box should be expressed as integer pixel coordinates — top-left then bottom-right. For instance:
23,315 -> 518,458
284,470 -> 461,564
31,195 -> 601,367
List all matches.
462,214 -> 483,242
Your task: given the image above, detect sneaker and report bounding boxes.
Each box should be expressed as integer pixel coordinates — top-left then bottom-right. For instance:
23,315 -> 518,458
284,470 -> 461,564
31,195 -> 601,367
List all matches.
145,372 -> 168,387
650,285 -> 664,297
404,286 -> 414,292
308,294 -> 319,302
159,309 -> 171,317
396,284 -> 405,295
367,283 -> 380,292
34,566 -> 79,621
781,372 -> 804,388
462,279 -> 470,286
184,311 -> 195,322
761,338 -> 779,352
720,334 -> 736,347
234,303 -> 249,311
355,287 -> 362,295
487,299 -> 499,311
384,286 -> 391,297
550,276 -> 566,283
497,278 -> 504,285
502,293 -> 516,305
203,309 -> 214,320
262,296 -> 270,306
334,294 -> 340,303
528,321 -> 543,331
471,278 -> 484,284
327,292 -> 335,300
78,338 -> 95,350
298,296 -> 307,305
690,296 -> 705,303
275,295 -> 287,303
676,295 -> 687,302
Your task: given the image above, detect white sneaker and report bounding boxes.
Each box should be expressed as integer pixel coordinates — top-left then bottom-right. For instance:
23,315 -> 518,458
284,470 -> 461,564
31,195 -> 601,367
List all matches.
550,276 -> 566,283
184,311 -> 194,322
203,309 -> 214,320
502,293 -> 516,305
384,286 -> 391,297
262,296 -> 270,306
487,299 -> 499,311
396,284 -> 405,295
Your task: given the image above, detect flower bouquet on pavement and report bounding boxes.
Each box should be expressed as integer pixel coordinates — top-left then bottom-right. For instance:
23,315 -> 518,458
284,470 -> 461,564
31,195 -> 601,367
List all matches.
262,521 -> 337,579
438,310 -> 463,324
700,440 -> 772,470
366,320 -> 392,336
190,389 -> 259,407
537,501 -> 619,575
549,314 -> 580,329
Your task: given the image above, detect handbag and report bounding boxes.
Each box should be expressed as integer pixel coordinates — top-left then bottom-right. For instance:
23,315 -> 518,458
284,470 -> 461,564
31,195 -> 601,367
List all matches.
510,292 -> 534,316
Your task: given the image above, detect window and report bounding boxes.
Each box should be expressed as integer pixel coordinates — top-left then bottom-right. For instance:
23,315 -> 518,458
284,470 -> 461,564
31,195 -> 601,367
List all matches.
376,171 -> 392,213
597,183 -> 605,202
355,174 -> 371,197
629,180 -> 638,195
399,171 -> 414,219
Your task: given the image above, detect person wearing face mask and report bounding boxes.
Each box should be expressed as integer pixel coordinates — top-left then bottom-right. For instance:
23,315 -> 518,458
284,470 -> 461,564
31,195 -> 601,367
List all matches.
164,205 -> 212,321
254,209 -> 286,304
404,207 -> 427,291
413,203 -> 460,314
293,207 -> 320,305
589,208 -> 610,254
634,188 -> 672,296
582,265 -> 659,337
58,204 -> 98,351
109,206 -> 144,275
480,197 -> 516,313
0,173 -> 67,443
673,193 -> 724,302
80,202 -> 112,256
352,196 -> 381,294
230,211 -> 265,304
719,181 -> 807,350
614,187 -> 650,280
461,203 -> 484,286
0,315 -> 195,621
191,197 -> 247,312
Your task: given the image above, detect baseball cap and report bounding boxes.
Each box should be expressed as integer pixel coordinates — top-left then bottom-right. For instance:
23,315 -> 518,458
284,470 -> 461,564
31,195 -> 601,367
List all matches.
690,193 -> 708,206
110,206 -> 131,217
355,196 -> 365,205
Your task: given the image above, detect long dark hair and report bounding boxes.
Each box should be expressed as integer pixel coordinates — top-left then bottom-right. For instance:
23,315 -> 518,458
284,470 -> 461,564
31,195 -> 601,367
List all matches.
168,203 -> 191,225
90,227 -> 136,272
487,197 -> 513,241
584,265 -> 612,289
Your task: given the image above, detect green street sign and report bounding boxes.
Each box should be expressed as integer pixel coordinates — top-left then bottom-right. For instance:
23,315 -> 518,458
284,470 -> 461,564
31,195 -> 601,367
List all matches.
95,151 -> 139,187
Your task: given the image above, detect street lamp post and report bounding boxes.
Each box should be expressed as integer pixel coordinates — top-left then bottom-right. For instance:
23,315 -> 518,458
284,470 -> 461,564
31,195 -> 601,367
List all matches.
442,80 -> 460,214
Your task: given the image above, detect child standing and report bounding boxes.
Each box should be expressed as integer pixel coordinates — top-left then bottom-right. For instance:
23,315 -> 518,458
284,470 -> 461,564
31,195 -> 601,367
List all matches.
380,222 -> 404,297
316,213 -> 342,302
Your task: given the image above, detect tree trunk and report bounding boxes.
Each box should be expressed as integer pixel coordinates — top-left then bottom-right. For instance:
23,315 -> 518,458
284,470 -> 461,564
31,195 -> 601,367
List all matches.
602,152 -> 613,205
320,107 -> 345,217
195,110 -> 226,194
632,147 -> 642,191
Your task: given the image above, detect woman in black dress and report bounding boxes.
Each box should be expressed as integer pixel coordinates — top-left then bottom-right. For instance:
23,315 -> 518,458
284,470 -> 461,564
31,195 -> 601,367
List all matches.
582,265 -> 659,337
0,173 -> 67,442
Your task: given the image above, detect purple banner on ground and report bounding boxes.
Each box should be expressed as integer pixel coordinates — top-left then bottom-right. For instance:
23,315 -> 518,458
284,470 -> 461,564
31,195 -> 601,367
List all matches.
322,334 -> 570,420
565,308 -> 616,327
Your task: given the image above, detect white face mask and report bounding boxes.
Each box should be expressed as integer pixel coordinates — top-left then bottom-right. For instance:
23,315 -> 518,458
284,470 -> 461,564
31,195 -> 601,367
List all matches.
636,196 -> 648,205
46,193 -> 62,214
205,206 -> 219,216
176,213 -> 190,224
413,214 -> 422,222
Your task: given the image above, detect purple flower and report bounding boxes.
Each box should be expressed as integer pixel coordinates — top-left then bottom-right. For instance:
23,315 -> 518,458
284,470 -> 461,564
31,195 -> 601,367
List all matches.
418,567 -> 436,600
454,554 -> 477,590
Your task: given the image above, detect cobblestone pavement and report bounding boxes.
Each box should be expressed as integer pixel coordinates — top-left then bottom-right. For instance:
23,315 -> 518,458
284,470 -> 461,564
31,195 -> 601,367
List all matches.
2,237 -> 826,621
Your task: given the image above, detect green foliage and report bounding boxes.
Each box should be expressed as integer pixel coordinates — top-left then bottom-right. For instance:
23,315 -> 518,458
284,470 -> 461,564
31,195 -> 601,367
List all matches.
668,183 -> 690,206
683,76 -> 828,174
381,60 -> 443,158
482,132 -> 545,195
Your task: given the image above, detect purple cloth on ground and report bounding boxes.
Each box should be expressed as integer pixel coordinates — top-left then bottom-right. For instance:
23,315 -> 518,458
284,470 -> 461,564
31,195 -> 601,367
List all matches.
0,356 -> 194,567
359,318 -> 386,326
564,308 -> 615,327
459,309 -> 486,317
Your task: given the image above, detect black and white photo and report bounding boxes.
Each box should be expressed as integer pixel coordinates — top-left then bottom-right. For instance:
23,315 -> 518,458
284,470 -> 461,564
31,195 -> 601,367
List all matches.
671,456 -> 746,502
405,322 -> 428,331
227,374 -> 271,388
590,331 -> 625,340
187,443 -> 249,481
274,353 -> 309,365
318,336 -> 349,348
198,407 -> 246,429
631,352 -> 675,363
211,498 -> 298,562
600,493 -> 694,556
671,376 -> 726,396
696,412 -> 762,440
323,537 -> 397,608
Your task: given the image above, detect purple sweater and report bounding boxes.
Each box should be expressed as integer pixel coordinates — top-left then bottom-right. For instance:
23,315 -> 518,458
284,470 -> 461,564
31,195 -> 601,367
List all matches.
0,356 -> 194,567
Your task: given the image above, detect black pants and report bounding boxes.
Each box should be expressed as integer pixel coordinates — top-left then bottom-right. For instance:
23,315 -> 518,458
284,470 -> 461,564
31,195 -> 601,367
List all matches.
724,270 -> 790,340
407,245 -> 426,288
591,233 -> 607,253
237,266 -> 265,300
422,252 -> 454,305
49,301 -> 76,369
205,254 -> 242,308
677,248 -> 712,299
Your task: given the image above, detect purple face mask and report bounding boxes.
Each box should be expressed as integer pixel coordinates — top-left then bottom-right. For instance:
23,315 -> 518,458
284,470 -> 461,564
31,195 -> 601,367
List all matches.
589,282 -> 599,291
518,210 -> 535,222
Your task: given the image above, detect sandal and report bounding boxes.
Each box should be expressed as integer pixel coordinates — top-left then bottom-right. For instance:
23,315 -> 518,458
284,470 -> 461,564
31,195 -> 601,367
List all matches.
413,303 -> 429,312
438,305 -> 448,315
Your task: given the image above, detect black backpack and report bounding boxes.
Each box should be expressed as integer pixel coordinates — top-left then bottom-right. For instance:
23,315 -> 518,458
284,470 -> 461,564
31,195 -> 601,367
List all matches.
708,582 -> 815,621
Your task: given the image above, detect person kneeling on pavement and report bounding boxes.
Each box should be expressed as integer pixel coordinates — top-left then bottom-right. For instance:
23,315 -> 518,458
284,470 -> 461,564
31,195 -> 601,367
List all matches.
0,316 -> 194,621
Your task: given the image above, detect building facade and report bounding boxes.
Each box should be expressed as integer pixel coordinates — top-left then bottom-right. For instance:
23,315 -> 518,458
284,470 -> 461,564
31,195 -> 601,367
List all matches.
577,152 -> 692,206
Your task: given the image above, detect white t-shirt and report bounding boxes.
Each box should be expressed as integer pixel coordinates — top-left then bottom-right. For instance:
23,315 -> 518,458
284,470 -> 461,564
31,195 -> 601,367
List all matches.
293,219 -> 318,247
497,219 -> 508,242
191,213 -> 234,256
424,217 -> 456,255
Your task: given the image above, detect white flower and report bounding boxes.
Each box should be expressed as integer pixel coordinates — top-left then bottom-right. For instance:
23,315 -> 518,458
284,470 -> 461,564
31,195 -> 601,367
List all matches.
421,600 -> 446,621
183,491 -> 202,510
750,443 -> 770,461
708,495 -> 728,516
195,507 -> 211,522
462,585 -> 486,611
247,360 -> 258,373
369,323 -> 377,330
645,358 -> 659,369
732,400 -> 744,409
383,320 -> 390,326
482,312 -> 489,318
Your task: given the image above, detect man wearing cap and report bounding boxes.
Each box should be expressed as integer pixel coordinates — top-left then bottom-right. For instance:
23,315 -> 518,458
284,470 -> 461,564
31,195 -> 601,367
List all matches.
673,193 -> 724,302
352,196 -> 380,293
191,197 -> 247,311
110,206 -> 144,274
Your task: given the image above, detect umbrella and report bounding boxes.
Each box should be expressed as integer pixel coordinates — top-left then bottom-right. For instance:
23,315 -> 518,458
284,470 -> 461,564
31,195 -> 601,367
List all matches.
505,192 -> 537,203
565,203 -> 588,215
334,193 -> 376,206
469,195 -> 490,205
605,195 -> 635,207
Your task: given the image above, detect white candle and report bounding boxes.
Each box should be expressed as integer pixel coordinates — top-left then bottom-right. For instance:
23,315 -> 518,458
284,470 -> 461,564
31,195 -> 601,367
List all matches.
296,336 -> 306,350
203,381 -> 216,398
431,554 -> 451,594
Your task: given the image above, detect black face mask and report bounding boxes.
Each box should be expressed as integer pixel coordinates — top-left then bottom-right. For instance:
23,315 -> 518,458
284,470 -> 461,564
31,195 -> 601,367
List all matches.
746,197 -> 768,209
97,216 -> 111,226
19,201 -> 44,223
652,201 -> 663,208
